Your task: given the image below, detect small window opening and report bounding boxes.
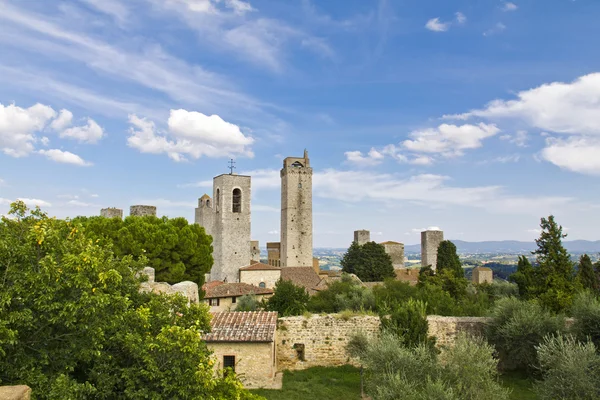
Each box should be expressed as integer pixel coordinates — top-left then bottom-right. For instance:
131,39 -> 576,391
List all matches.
232,188 -> 242,213
293,343 -> 305,361
209,298 -> 220,307
223,355 -> 236,375
206,199 -> 211,207
232,296 -> 237,304
291,161 -> 304,168
259,282 -> 266,288
216,189 -> 220,212
298,183 -> 302,188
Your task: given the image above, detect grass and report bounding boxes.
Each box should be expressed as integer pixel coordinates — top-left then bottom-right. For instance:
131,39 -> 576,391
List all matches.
250,365 -> 362,400
501,371 -> 538,400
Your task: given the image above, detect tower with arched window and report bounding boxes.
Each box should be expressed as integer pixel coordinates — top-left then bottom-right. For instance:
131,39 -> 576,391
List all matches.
280,150 -> 313,267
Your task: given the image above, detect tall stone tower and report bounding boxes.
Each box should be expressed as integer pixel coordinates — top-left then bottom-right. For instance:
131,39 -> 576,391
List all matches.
195,173 -> 252,282
354,230 -> 370,245
280,150 -> 313,267
421,229 -> 444,271
100,207 -> 123,219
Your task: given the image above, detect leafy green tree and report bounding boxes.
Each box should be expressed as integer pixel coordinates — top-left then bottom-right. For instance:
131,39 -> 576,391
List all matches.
265,279 -> 309,316
308,274 -> 376,313
75,215 -> 213,287
341,241 -> 395,282
0,201 -> 259,399
380,299 -> 433,348
577,254 -> 599,292
570,291 -> 600,350
510,256 -> 536,299
235,294 -> 261,311
436,240 -> 463,279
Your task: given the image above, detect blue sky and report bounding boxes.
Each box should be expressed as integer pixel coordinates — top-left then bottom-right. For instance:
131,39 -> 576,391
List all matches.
1,0 -> 600,248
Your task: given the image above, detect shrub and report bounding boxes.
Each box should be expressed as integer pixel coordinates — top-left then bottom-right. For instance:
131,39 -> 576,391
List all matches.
486,297 -> 566,374
235,294 -> 261,311
570,291 -> 600,350
265,279 -> 309,316
380,299 -> 433,348
308,274 -> 376,313
534,334 -> 600,400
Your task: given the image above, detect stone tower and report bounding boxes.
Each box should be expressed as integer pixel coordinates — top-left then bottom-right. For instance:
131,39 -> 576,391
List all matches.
195,173 -> 252,282
421,229 -> 444,271
130,205 -> 157,217
280,150 -> 313,267
100,207 -> 123,219
354,230 -> 370,245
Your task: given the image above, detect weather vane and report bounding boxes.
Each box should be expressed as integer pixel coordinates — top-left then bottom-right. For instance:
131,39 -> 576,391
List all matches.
228,158 -> 236,175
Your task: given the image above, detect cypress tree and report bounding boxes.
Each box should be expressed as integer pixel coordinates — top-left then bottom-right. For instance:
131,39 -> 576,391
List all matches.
577,254 -> 599,292
510,256 -> 537,299
436,240 -> 463,278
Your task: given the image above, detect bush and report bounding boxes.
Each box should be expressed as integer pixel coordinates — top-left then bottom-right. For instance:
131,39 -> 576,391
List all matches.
534,334 -> 600,400
236,294 -> 262,311
265,279 -> 309,316
486,297 -> 566,374
380,299 -> 433,348
570,291 -> 600,350
308,274 -> 376,313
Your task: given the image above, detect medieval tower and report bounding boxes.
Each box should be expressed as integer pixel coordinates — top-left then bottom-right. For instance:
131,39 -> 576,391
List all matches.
280,150 -> 313,267
421,229 -> 444,271
195,172 -> 252,282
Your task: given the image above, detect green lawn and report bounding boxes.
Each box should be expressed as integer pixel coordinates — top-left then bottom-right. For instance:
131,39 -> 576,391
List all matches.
501,372 -> 538,400
251,365 -> 362,400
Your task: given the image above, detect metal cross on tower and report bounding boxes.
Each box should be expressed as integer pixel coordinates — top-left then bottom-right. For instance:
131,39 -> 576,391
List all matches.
228,158 -> 236,174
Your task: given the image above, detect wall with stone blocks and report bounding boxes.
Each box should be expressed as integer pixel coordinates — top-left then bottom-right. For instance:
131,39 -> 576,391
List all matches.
426,316 -> 489,347
0,386 -> 31,400
276,314 -> 381,370
138,267 -> 199,304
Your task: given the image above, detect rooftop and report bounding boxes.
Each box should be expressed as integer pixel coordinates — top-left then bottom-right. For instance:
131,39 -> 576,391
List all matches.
239,262 -> 281,271
281,266 -> 322,294
204,311 -> 278,342
202,282 -> 273,298
380,241 -> 403,245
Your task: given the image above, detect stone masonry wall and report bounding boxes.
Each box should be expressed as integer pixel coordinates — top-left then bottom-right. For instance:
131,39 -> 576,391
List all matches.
100,207 -> 123,219
421,230 -> 444,271
276,314 -> 380,370
130,205 -> 157,217
427,316 -> 489,347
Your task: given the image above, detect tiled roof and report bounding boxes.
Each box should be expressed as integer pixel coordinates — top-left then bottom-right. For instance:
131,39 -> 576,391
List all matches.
474,266 -> 493,272
281,266 -> 322,294
380,241 -> 403,245
266,242 -> 281,249
239,262 -> 281,271
204,311 -> 278,342
203,282 -> 273,299
394,268 -> 420,286
200,194 -> 211,200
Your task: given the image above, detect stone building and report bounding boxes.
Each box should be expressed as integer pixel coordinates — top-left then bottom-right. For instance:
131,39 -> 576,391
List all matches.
130,205 -> 157,217
239,263 -> 281,289
202,281 -> 273,312
138,267 -> 199,304
421,229 -> 444,270
354,230 -> 370,245
394,268 -> 420,286
195,173 -> 252,282
266,242 -> 281,266
205,311 -> 279,389
250,240 -> 261,262
472,266 -> 493,284
381,241 -> 405,269
100,207 -> 123,219
280,150 -> 313,267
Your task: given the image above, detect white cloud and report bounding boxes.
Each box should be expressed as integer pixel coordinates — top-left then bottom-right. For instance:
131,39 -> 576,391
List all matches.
425,17 -> 450,32
403,123 -> 500,157
410,156 -> 434,165
455,12 -> 466,24
127,110 -> 254,162
90,193 -> 99,198
38,149 -> 92,166
225,0 -> 254,15
483,23 -> 506,36
502,2 -> 518,11
0,103 -> 56,157
67,200 -> 97,207
268,230 -> 279,235
58,194 -> 80,199
500,130 -> 528,147
40,137 -> 50,146
60,119 -> 104,143
79,0 -> 129,24
541,136 -> 600,175
344,148 -> 384,167
301,37 -> 335,59
17,198 -> 52,207
445,73 -> 600,136
49,109 -> 73,131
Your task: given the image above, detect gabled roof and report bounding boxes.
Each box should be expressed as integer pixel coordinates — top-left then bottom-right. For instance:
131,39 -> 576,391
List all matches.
204,311 -> 278,342
281,266 -> 322,294
380,241 -> 403,245
474,266 -> 493,272
203,282 -> 273,299
394,268 -> 420,286
200,194 -> 211,200
239,262 -> 281,271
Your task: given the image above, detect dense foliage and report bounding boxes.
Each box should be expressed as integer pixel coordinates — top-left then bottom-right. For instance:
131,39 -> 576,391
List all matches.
74,215 -> 213,286
570,291 -> 600,350
307,274 -> 375,313
235,294 -> 262,312
436,240 -> 463,278
340,241 -> 395,282
577,254 -> 599,292
0,202 -> 259,400
379,299 -> 432,348
265,279 -> 309,316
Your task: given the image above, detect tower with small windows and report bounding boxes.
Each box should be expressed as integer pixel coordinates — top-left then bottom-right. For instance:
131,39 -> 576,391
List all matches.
280,150 -> 313,267
195,172 -> 252,282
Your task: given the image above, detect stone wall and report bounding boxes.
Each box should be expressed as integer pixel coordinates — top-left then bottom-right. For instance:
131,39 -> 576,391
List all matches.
382,242 -> 405,269
426,316 -> 489,347
276,314 -> 380,370
0,386 -> 31,400
100,207 -> 123,219
354,230 -> 370,245
421,230 -> 444,270
138,267 -> 199,304
130,205 -> 157,217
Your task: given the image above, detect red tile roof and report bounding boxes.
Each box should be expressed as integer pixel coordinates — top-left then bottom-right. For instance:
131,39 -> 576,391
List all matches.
281,266 -> 322,294
203,282 -> 273,299
204,311 -> 278,342
239,262 -> 281,271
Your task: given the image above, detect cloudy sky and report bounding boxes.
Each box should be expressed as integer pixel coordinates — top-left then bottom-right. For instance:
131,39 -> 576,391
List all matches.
1,0 -> 599,248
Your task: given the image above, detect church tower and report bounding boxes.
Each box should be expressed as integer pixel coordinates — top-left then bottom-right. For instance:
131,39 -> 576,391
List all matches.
195,172 -> 252,282
280,150 -> 313,267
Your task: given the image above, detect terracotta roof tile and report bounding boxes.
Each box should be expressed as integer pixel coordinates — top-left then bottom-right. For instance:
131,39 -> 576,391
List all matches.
380,241 -> 403,245
239,262 -> 281,271
203,282 -> 273,299
394,268 -> 420,286
204,311 -> 278,342
281,266 -> 322,294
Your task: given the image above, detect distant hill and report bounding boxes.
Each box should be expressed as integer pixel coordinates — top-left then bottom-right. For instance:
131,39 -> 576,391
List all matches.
404,240 -> 600,254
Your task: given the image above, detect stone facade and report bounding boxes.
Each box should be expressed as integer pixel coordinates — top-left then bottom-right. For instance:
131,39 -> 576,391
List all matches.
280,150 -> 313,267
472,266 -> 493,284
354,230 -> 370,245
381,241 -> 405,269
277,314 -> 380,370
239,267 -> 282,289
0,386 -> 31,400
130,205 -> 157,217
195,173 -> 252,282
208,342 -> 278,389
421,229 -> 444,270
426,316 -> 489,347
204,293 -> 272,313
138,267 -> 199,304
100,207 -> 123,219
267,242 -> 281,266
251,240 -> 260,262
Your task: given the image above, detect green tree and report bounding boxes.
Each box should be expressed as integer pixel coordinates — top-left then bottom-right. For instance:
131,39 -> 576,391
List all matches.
380,299 -> 433,348
436,240 -> 463,279
308,274 -> 376,313
341,241 -> 395,282
265,279 -> 309,316
75,215 -> 213,287
510,256 -> 536,299
235,294 -> 261,312
577,254 -> 599,292
0,201 -> 259,399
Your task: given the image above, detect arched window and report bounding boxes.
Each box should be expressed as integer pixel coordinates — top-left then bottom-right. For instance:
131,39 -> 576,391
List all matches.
216,189 -> 220,212
291,161 -> 303,168
232,188 -> 242,213
259,282 -> 266,288
206,199 -> 211,207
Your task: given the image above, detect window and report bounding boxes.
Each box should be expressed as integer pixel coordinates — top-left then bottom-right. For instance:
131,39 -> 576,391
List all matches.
206,199 -> 210,207
232,188 -> 242,213
291,161 -> 303,167
223,355 -> 236,373
232,296 -> 237,304
298,183 -> 302,188
259,282 -> 266,288
293,343 -> 305,361
216,189 -> 220,212
209,298 -> 220,307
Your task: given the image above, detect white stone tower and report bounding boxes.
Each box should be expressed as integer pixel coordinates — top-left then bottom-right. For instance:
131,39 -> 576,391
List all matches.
421,229 -> 444,271
195,173 -> 252,282
280,150 -> 313,267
